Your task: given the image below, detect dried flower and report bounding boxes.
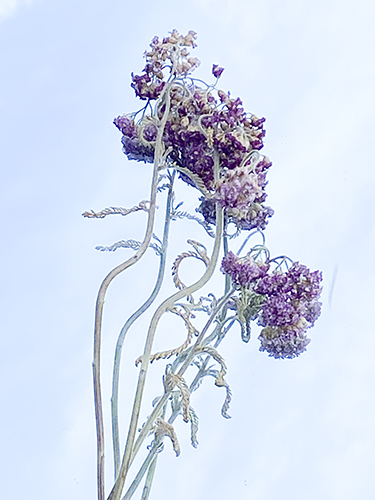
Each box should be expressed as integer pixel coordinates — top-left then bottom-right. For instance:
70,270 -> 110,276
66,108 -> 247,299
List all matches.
256,263 -> 322,358
221,251 -> 269,288
212,64 -> 224,78
259,325 -> 311,359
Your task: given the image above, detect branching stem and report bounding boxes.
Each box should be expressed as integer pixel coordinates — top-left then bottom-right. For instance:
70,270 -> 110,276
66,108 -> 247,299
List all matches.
109,203 -> 223,500
93,82 -> 172,500
120,301 -> 235,500
111,172 -> 175,478
130,285 -> 233,466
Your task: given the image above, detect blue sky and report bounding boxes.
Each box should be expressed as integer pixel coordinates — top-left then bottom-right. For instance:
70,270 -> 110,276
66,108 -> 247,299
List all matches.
1,1 -> 375,499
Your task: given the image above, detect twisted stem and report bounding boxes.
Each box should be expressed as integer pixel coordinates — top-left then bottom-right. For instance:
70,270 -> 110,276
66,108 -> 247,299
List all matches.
108,201 -> 223,500
111,172 -> 175,477
93,82 -> 172,500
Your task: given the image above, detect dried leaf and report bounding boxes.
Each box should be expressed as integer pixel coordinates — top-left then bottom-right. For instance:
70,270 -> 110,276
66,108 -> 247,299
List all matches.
154,418 -> 180,457
82,201 -> 149,219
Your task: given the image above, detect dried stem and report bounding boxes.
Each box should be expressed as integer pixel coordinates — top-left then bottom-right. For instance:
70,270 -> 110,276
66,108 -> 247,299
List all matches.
120,308 -> 234,500
121,444 -> 159,500
136,307 -> 197,365
129,286 -> 234,471
93,83 -> 172,500
111,172 -> 175,478
106,83 -> 176,500
140,455 -> 158,500
108,201 -> 223,500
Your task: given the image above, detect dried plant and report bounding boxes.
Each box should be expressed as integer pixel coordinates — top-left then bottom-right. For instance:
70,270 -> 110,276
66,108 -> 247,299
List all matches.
84,30 -> 323,500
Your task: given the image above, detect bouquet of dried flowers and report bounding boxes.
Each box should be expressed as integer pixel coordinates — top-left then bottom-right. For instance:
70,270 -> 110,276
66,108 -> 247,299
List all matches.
84,30 -> 322,500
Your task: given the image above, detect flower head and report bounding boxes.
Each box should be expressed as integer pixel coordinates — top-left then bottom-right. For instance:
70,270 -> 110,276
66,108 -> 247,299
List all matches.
114,115 -> 155,163
130,30 -> 200,101
258,325 -> 311,359
215,164 -> 265,217
212,64 -> 224,78
116,31 -> 272,221
110,29 -> 323,364
221,251 -> 269,288
255,263 -> 322,358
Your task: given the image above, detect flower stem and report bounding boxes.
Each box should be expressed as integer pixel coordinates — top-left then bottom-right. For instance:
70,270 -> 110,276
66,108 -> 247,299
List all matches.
108,202 -> 223,500
93,83 -> 172,500
111,172 -> 175,478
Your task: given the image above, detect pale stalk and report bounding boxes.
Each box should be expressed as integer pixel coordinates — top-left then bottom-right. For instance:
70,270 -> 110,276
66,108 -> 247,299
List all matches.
93,83 -> 172,500
121,309 -> 236,500
121,444 -> 160,500
111,172 -> 175,477
140,455 -> 158,500
108,201 -> 223,500
129,286 -> 233,468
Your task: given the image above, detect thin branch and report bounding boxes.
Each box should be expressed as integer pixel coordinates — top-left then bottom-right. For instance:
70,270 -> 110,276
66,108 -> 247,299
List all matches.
121,444 -> 160,500
109,200 -> 224,500
83,202 -> 149,219
107,81 -> 175,500
173,210 -> 215,237
129,287 -> 234,468
111,172 -> 175,478
135,306 -> 197,365
93,181 -> 158,500
140,455 -> 158,500
93,82 -> 173,500
120,303 -> 234,500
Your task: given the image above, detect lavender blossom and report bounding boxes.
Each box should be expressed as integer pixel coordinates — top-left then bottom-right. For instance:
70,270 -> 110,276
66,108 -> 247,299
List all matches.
114,115 -> 137,138
301,299 -> 322,327
159,82 -> 269,193
286,262 -> 323,301
121,136 -> 154,163
256,263 -> 322,301
255,263 -> 322,358
142,123 -> 158,142
259,295 -> 301,328
221,251 -> 269,288
212,64 -> 224,78
114,115 -> 155,163
259,326 -> 311,359
131,29 -> 199,101
197,197 -> 274,232
131,73 -> 166,101
215,165 -> 263,213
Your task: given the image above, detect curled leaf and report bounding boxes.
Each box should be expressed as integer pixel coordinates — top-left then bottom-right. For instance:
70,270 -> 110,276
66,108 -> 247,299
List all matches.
154,418 -> 180,457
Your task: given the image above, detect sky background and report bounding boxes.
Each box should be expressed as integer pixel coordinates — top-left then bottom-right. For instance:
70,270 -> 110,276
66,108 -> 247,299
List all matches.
1,0 -> 375,499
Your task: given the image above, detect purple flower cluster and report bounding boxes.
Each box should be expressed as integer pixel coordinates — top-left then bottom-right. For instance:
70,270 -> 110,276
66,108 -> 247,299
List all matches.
131,29 -> 199,101
112,30 -> 323,361
221,257 -> 322,359
113,115 -> 156,163
196,154 -> 273,230
221,252 -> 269,288
197,199 -> 274,232
213,158 -> 274,228
216,166 -> 262,211
256,263 -> 322,358
115,31 -> 273,232
255,263 -> 322,307
258,326 -> 311,359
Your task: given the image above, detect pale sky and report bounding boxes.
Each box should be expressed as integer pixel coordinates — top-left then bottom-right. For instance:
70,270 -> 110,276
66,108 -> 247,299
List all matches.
1,1 -> 375,499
